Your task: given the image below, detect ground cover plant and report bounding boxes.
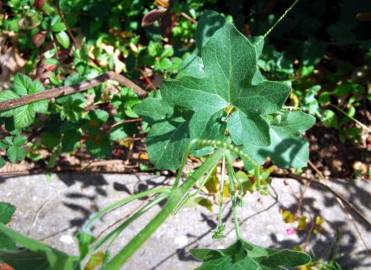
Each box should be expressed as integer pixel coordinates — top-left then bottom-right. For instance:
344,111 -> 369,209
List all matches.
0,0 -> 369,269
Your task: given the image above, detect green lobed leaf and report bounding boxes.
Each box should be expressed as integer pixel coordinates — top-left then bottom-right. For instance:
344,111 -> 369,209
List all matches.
0,202 -> 16,250
0,202 -> 16,224
135,16 -> 312,170
243,111 -> 315,168
0,223 -> 78,270
191,239 -> 311,270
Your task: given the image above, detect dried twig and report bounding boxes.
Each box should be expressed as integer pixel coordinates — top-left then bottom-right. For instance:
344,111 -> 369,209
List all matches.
0,72 -> 147,111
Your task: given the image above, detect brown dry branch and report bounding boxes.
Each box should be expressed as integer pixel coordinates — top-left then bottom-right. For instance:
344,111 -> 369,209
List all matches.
0,71 -> 147,111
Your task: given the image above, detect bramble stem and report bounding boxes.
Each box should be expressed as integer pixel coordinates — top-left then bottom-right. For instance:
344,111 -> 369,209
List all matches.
0,72 -> 147,111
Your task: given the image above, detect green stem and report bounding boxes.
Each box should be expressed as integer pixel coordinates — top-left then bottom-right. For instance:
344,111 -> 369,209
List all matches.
263,0 -> 301,39
216,156 -> 226,232
82,187 -> 170,232
92,193 -> 168,252
104,148 -> 225,270
173,139 -> 199,188
226,152 -> 241,239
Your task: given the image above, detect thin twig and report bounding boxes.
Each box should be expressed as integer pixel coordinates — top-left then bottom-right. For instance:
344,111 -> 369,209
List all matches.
27,198 -> 51,235
0,72 -> 147,111
330,104 -> 371,132
57,2 -> 80,49
180,12 -> 197,24
263,0 -> 300,39
275,173 -> 371,228
110,118 -> 143,129
335,196 -> 369,250
308,160 -> 326,180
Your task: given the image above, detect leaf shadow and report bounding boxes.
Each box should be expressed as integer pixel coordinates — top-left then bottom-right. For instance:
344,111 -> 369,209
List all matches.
270,177 -> 371,269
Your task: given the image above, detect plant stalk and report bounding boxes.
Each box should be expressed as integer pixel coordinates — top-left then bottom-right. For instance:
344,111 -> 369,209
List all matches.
104,148 -> 225,270
226,152 -> 241,239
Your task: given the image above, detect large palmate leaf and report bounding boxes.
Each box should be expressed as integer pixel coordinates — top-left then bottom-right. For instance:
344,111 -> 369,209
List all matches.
0,74 -> 49,129
135,14 -> 313,170
191,239 -> 311,270
243,111 -> 315,168
136,23 -> 288,169
162,23 -> 290,147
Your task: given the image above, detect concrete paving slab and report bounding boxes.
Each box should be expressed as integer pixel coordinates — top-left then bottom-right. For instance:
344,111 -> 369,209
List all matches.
0,173 -> 370,269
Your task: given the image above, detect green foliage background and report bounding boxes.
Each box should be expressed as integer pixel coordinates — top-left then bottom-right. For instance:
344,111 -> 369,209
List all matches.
0,0 -> 369,173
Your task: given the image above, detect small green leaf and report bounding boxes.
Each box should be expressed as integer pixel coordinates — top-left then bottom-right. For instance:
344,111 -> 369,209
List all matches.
0,157 -> 6,168
0,90 -> 19,117
86,135 -> 112,159
321,109 -> 338,128
50,16 -> 66,32
92,109 -> 109,123
62,129 -> 81,153
110,127 -> 127,142
0,75 -> 48,129
12,74 -> 33,96
7,145 -> 26,163
55,31 -> 70,48
0,202 -> 17,250
41,132 -> 61,150
13,105 -> 36,129
0,202 -> 16,224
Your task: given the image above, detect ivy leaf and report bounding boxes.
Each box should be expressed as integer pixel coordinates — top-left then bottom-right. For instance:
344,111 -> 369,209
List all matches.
191,239 -> 311,270
243,111 -> 315,168
0,74 -> 49,129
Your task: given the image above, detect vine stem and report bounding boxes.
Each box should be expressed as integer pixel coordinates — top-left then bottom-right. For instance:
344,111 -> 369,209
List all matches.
263,0 -> 301,39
